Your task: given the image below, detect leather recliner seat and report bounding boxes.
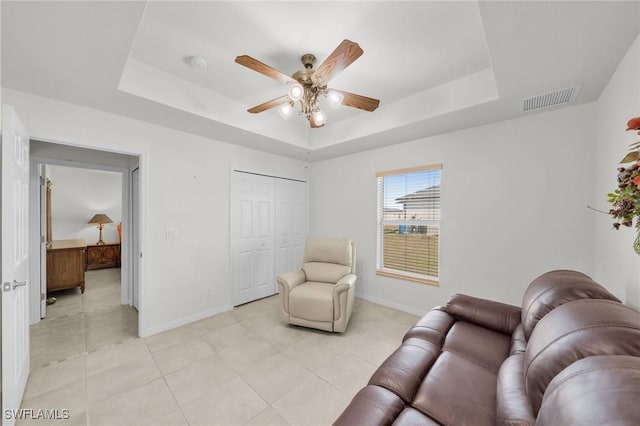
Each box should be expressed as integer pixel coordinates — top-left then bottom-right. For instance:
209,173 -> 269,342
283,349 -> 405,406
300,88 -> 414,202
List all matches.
277,237 -> 356,333
334,270 -> 640,425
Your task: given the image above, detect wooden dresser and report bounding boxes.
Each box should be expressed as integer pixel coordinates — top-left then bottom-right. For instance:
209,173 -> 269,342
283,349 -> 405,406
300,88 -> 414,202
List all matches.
86,243 -> 121,270
47,239 -> 86,293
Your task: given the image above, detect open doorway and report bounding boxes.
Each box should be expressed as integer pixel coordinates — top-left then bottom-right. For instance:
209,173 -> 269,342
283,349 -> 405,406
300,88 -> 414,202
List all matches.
29,140 -> 141,368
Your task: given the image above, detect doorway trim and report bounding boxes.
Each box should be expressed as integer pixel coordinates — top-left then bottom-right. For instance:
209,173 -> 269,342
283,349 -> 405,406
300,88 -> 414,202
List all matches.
27,139 -> 148,338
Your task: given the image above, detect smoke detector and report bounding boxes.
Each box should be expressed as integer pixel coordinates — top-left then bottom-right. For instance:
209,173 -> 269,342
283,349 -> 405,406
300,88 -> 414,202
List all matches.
521,84 -> 581,113
184,55 -> 208,70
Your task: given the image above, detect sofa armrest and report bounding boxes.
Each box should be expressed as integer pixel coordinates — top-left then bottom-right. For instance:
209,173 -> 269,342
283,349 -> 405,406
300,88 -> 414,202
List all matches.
445,293 -> 521,335
277,270 -> 306,314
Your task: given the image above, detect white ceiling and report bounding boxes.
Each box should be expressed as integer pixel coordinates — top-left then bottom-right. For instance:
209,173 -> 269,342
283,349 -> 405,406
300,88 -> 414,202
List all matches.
2,1 -> 639,161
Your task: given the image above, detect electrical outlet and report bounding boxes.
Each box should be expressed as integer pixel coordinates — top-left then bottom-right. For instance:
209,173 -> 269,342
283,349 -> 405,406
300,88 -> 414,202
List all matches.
207,288 -> 213,298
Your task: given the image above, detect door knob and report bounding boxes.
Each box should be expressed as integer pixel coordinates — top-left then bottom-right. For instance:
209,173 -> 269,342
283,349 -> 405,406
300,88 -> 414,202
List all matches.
12,280 -> 27,290
2,280 -> 26,292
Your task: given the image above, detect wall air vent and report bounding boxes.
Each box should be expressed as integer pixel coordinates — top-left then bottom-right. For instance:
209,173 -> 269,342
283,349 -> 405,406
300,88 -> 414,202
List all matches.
521,84 -> 581,113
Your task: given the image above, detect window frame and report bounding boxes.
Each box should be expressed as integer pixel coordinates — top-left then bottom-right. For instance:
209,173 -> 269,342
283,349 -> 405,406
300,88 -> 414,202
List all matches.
376,163 -> 442,286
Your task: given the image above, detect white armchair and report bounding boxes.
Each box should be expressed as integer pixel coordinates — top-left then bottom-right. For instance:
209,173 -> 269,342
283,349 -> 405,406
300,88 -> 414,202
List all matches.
277,237 -> 356,333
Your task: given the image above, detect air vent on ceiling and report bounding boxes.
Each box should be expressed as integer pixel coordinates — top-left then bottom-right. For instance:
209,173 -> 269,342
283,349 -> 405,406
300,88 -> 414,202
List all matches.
521,84 -> 581,113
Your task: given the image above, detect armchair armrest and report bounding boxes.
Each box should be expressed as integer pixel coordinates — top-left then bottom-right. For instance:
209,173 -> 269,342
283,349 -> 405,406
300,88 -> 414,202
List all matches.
277,270 -> 306,291
333,274 -> 357,322
276,270 -> 306,314
445,293 -> 521,336
334,273 -> 357,296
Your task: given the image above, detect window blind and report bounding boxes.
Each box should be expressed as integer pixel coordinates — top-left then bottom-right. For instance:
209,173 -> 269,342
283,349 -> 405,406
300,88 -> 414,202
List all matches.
376,164 -> 441,283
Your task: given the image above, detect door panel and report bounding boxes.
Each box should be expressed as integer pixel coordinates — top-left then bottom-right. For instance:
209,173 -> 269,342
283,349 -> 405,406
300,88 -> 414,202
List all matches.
275,179 -> 308,279
237,251 -> 253,293
231,172 -> 275,306
2,105 -> 30,426
240,200 -> 252,238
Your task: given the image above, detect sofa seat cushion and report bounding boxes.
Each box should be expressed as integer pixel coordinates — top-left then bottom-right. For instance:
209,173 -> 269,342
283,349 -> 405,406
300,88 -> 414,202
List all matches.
442,321 -> 511,374
510,324 -> 527,355
369,338 -> 440,402
412,351 -> 498,426
289,282 -> 334,322
497,353 -> 535,426
333,385 -> 405,426
392,408 -> 440,425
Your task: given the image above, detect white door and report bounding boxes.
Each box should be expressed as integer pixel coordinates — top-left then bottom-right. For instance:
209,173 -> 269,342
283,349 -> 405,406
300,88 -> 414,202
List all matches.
39,165 -> 47,318
231,172 -> 275,306
275,179 -> 307,288
2,105 -> 31,426
131,168 -> 140,310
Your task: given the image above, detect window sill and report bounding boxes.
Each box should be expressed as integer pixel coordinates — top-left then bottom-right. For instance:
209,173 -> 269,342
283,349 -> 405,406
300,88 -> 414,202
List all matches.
376,269 -> 439,287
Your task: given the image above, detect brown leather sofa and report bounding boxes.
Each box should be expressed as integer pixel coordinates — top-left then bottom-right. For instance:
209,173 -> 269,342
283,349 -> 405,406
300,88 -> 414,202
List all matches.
334,270 -> 640,425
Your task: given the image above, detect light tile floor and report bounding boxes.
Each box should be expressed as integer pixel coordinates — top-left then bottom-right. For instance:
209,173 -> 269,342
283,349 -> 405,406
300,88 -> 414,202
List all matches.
30,268 -> 138,370
21,286 -> 420,426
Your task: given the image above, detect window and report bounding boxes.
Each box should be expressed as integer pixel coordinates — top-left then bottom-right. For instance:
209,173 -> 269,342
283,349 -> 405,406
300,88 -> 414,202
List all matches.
376,164 -> 441,285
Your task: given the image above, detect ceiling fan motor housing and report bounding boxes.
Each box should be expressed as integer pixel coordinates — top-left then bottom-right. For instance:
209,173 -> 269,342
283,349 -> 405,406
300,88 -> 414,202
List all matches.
300,54 -> 316,69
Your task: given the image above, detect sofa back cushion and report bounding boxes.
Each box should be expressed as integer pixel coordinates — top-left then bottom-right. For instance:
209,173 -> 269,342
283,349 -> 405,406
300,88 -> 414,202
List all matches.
524,299 -> 640,414
536,355 -> 640,426
303,237 -> 354,282
520,270 -> 619,340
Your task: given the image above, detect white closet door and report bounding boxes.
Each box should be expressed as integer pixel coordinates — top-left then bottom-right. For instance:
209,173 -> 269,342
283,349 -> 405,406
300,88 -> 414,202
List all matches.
275,179 -> 307,286
232,172 -> 275,306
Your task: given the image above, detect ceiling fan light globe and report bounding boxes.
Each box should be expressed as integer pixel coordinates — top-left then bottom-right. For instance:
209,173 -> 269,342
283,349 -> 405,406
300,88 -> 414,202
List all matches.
278,103 -> 294,119
288,83 -> 304,101
327,90 -> 344,108
313,110 -> 325,124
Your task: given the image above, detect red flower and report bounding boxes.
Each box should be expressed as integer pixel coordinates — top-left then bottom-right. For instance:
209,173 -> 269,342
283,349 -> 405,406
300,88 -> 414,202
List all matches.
626,116 -> 640,131
634,175 -> 640,189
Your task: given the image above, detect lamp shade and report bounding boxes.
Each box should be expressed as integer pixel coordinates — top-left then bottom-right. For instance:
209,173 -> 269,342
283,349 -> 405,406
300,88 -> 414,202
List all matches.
88,213 -> 113,225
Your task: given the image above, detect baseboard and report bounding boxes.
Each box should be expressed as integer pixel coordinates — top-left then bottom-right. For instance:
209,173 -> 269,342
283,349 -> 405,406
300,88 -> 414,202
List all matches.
141,304 -> 232,337
355,292 -> 428,317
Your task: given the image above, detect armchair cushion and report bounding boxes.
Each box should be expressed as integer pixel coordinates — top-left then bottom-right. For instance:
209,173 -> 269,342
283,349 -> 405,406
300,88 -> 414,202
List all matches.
290,282 -> 335,322
303,262 -> 351,284
303,237 -> 354,266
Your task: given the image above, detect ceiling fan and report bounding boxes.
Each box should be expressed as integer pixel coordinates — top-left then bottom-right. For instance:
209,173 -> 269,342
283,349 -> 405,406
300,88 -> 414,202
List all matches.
235,39 -> 380,128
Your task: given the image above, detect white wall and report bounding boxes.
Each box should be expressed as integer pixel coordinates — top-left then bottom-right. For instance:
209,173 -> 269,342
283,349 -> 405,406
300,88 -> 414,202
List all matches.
47,165 -> 122,244
594,33 -> 640,309
5,88 -> 309,336
310,104 -> 597,313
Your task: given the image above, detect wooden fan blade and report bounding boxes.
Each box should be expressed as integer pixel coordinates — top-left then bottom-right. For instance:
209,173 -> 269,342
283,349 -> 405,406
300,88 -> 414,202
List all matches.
247,95 -> 290,114
312,40 -> 363,86
335,90 -> 380,112
235,55 -> 296,84
309,116 -> 325,128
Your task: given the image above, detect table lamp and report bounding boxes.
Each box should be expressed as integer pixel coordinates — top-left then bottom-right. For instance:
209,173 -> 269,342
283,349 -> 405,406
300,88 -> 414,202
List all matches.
88,213 -> 113,245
